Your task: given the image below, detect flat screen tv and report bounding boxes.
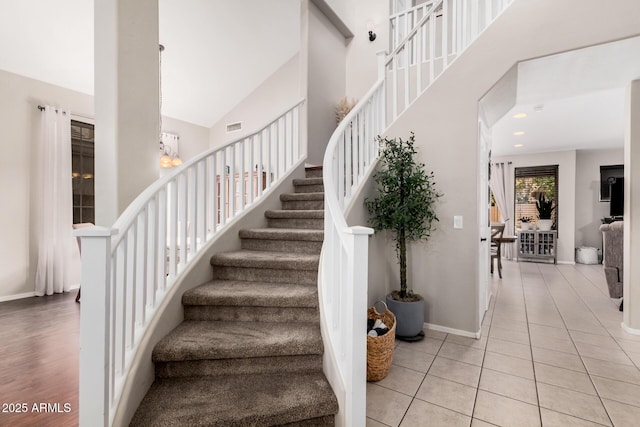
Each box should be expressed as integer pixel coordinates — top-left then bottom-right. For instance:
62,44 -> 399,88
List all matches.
610,177 -> 624,217
600,165 -> 624,201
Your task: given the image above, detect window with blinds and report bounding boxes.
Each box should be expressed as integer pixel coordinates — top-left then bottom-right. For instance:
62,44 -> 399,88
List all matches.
71,120 -> 95,224
514,165 -> 558,230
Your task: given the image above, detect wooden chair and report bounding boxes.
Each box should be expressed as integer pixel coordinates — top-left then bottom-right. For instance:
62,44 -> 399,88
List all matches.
491,223 -> 505,279
72,222 -> 94,303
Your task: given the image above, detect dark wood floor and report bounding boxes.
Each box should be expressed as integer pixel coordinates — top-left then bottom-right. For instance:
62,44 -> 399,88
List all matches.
0,292 -> 79,427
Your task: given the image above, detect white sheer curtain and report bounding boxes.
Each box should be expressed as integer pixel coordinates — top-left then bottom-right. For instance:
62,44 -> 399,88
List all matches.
35,106 -> 80,296
490,162 -> 515,259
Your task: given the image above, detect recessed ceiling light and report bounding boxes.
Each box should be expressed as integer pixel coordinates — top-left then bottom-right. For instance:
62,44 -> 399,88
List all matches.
514,144 -> 524,148
513,131 -> 525,136
513,113 -> 527,119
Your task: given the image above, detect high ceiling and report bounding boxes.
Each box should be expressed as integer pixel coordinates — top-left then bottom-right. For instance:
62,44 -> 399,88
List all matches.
491,36 -> 640,156
0,0 -> 300,128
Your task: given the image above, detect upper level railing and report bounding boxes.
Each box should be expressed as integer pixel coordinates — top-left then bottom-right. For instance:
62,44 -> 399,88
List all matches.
75,100 -> 304,426
389,0 -> 436,51
386,0 -> 513,123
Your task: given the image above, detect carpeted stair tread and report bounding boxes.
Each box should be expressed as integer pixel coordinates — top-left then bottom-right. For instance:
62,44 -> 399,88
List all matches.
130,372 -> 338,427
183,280 -> 318,307
293,177 -> 323,186
153,321 -> 323,362
211,250 -> 319,270
280,192 -> 324,201
239,228 -> 324,242
265,209 -> 324,219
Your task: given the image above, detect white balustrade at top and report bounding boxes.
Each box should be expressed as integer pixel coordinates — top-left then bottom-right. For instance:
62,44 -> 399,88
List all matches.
75,99 -> 304,426
386,0 -> 513,123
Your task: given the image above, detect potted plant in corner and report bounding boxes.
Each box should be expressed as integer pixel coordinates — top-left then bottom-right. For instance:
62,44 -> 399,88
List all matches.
365,133 -> 442,340
536,193 -> 556,231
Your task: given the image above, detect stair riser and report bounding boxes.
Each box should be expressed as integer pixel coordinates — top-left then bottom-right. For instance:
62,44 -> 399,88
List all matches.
184,305 -> 319,323
305,169 -> 323,179
267,218 -> 324,229
155,355 -> 323,379
213,266 -> 318,285
281,200 -> 324,210
241,238 -> 322,254
295,184 -> 324,193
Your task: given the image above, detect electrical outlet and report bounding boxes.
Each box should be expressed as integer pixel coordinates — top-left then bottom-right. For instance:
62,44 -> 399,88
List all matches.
454,216 -> 463,229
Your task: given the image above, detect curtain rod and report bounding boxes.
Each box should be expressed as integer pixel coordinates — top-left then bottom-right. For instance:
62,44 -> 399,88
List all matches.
37,105 -> 93,121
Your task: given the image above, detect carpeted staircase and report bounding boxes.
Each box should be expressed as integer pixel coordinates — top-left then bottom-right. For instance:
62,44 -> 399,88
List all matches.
130,167 -> 338,426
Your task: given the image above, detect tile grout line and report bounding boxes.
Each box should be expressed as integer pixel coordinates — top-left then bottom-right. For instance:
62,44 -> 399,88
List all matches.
535,263 -> 616,427
515,262 -> 544,426
395,335 -> 446,426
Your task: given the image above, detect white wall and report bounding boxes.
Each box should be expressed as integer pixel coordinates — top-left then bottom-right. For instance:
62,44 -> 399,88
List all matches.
494,150 -> 577,264
0,68 -> 209,301
345,0 -> 389,100
306,2 -> 347,165
161,116 -> 209,162
575,148 -> 624,254
209,54 -> 300,148
623,79 -> 640,331
0,69 -> 94,300
382,0 -> 640,334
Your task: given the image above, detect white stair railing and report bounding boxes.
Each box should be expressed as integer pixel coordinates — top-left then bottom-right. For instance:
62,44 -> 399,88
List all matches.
319,0 -> 514,424
386,0 -> 514,123
75,100 -> 304,426
319,54 -> 386,426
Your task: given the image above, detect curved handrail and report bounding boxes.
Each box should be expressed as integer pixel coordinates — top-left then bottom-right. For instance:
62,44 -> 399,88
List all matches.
76,99 -> 305,426
320,79 -> 384,426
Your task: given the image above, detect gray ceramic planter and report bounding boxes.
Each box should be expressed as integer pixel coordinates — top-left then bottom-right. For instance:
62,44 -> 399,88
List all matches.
385,294 -> 424,338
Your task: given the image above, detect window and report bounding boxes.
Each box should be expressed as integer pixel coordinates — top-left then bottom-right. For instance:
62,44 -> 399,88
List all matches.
514,165 -> 558,229
71,120 -> 95,224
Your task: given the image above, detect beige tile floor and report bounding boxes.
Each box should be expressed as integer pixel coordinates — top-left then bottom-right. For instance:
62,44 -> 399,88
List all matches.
367,260 -> 640,426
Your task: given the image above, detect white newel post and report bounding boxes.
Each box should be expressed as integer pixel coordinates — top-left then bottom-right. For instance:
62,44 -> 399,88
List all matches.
344,225 -> 374,426
75,226 -> 118,427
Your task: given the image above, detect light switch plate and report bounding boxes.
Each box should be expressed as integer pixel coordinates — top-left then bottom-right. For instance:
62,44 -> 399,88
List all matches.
454,216 -> 463,229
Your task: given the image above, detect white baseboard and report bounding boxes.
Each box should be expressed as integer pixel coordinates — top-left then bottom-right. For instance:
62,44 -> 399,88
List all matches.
0,286 -> 80,303
557,260 -> 576,265
424,322 -> 481,339
0,291 -> 36,302
621,322 -> 640,336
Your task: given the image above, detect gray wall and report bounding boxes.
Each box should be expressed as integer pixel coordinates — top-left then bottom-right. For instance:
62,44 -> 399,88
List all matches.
380,0 -> 640,334
209,54 -> 301,148
575,148 -> 624,255
306,2 -> 347,165
0,69 -> 209,301
0,69 -> 93,300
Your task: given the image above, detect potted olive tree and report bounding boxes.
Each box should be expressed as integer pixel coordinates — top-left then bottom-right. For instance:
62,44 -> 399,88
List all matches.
536,193 -> 556,231
365,133 -> 442,339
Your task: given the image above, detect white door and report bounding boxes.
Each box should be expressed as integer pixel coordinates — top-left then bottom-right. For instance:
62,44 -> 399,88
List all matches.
478,120 -> 491,327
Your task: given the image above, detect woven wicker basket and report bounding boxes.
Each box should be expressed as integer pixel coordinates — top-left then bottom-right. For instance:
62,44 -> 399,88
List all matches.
367,301 -> 396,382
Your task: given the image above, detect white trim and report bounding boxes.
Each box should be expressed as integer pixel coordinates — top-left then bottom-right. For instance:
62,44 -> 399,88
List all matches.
424,322 -> 481,339
621,322 -> 640,336
0,292 -> 36,302
557,260 -> 576,265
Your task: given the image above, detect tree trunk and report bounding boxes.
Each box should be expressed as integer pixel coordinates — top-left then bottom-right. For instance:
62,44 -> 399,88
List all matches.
399,229 -> 407,298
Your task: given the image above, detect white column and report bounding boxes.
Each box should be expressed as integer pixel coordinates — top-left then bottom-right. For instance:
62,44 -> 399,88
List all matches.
623,80 -> 640,332
95,0 -> 160,226
76,226 -> 118,427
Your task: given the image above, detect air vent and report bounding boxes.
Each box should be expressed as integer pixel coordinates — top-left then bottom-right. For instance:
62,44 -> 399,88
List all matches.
226,121 -> 242,133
